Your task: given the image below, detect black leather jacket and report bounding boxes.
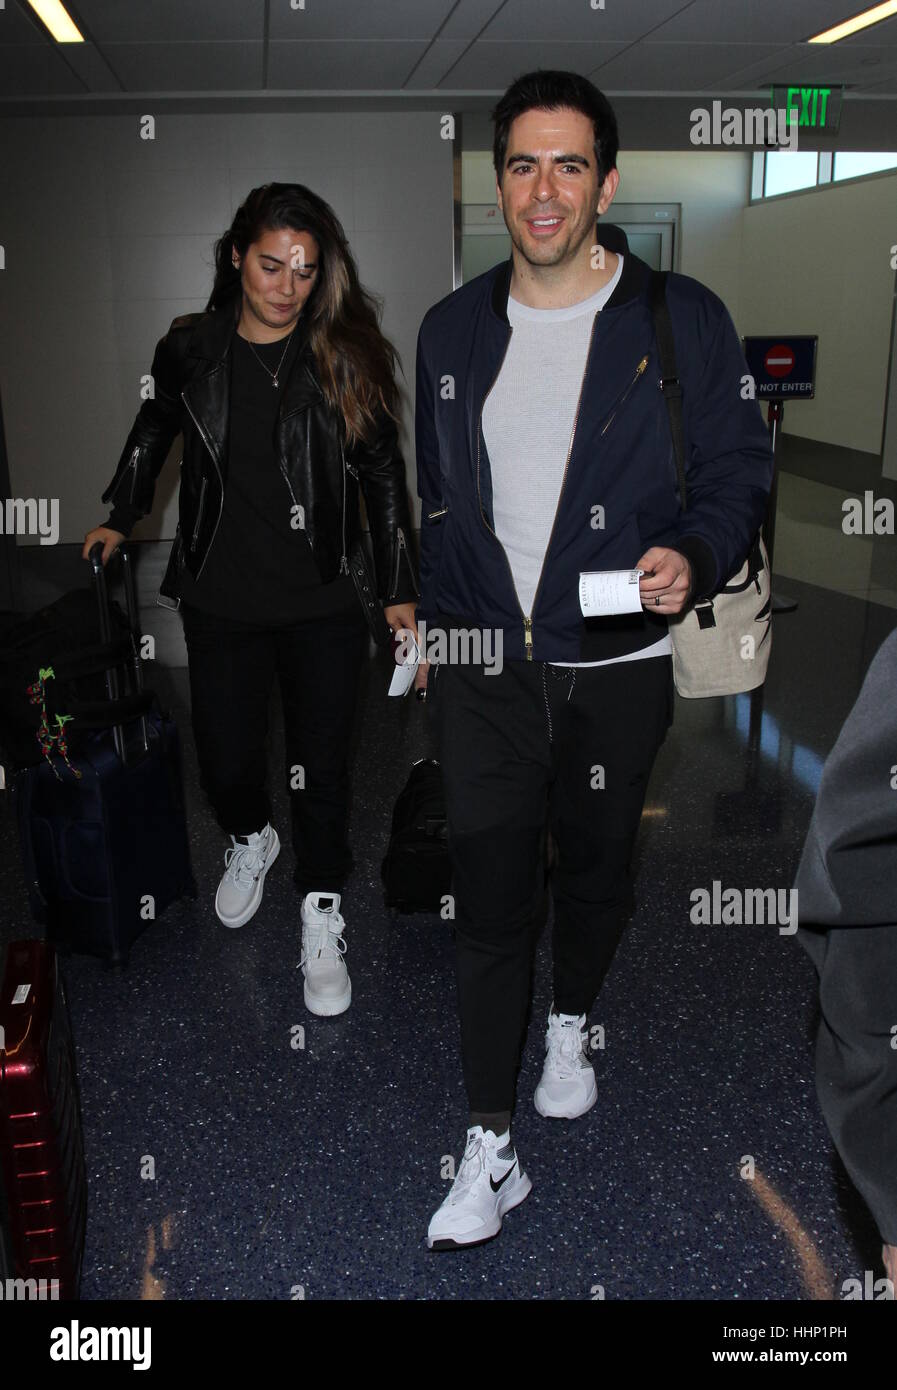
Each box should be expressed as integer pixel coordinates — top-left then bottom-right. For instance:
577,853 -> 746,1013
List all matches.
101,296 -> 419,612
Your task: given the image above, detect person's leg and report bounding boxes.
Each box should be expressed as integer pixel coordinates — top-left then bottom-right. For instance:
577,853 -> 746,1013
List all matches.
180,603 -> 281,928
426,654 -> 547,1249
434,656 -> 550,1120
273,606 -> 368,897
180,603 -> 277,836
799,922 -> 897,1255
549,656 -> 673,1016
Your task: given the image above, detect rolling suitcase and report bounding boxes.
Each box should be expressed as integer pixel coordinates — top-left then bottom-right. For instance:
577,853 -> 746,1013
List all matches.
14,544 -> 196,965
381,758 -> 452,913
0,939 -> 87,1299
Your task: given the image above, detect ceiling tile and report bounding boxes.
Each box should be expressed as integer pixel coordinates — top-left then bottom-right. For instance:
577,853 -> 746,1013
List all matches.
73,0 -> 266,42
104,42 -> 264,91
267,41 -> 431,88
438,41 -> 629,88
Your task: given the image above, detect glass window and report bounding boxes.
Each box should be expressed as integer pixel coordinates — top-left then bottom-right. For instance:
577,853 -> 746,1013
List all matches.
833,151 -> 897,181
763,151 -> 819,197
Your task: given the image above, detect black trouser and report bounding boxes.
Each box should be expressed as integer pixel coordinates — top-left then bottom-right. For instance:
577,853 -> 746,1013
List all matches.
433,652 -> 673,1114
180,602 -> 368,896
799,923 -> 897,1246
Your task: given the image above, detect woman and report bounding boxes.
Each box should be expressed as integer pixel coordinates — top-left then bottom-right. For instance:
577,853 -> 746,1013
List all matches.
83,183 -> 419,1016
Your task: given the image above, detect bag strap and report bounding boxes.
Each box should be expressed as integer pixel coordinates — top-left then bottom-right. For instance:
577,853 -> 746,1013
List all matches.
647,270 -> 688,512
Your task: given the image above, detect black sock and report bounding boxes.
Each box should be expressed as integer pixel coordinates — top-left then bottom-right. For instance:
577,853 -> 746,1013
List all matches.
468,1110 -> 511,1140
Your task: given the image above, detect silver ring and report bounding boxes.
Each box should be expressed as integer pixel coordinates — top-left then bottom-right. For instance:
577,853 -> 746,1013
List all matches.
654,596 -> 661,606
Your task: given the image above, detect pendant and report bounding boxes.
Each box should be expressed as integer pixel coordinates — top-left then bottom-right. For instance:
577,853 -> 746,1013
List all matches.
272,375 -> 279,387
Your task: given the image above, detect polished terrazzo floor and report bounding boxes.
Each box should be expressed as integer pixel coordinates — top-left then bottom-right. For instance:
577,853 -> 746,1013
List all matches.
1,566 -> 895,1301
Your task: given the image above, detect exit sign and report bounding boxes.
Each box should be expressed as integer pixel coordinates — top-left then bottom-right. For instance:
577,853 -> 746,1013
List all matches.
771,85 -> 843,133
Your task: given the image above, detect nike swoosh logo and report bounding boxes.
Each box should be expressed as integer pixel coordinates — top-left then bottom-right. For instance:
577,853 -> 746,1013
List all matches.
489,1161 -> 517,1193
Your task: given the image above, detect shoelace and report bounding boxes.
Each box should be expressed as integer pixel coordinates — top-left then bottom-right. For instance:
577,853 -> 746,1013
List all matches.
449,1133 -> 490,1202
223,840 -> 267,890
546,1019 -> 587,1079
299,913 -> 347,969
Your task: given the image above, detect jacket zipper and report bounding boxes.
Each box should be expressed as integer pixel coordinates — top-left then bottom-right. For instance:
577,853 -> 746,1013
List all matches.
524,314 -> 600,658
126,447 -> 140,503
339,438 -> 353,574
181,389 -> 225,580
477,319 -> 597,662
391,526 -> 407,594
190,477 -> 208,551
600,354 -> 649,435
476,328 -> 532,652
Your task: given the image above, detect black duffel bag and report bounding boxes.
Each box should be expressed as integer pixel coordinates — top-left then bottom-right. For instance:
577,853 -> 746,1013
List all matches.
381,757 -> 452,913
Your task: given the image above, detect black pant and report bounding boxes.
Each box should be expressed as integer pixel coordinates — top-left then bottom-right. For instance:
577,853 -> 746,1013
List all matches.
433,653 -> 673,1113
180,602 -> 368,896
799,923 -> 897,1246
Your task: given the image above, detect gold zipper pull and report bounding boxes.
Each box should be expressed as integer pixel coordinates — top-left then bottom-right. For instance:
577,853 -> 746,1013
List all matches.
524,616 -> 533,661
600,355 -> 651,437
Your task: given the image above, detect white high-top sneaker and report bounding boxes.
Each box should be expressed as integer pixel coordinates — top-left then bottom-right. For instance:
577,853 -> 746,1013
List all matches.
427,1126 -> 532,1250
300,891 -> 351,1016
533,1008 -> 598,1119
215,824 -> 280,929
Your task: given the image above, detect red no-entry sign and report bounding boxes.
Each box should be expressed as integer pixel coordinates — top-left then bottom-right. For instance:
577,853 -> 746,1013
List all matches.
743,335 -> 817,398
764,344 -> 795,378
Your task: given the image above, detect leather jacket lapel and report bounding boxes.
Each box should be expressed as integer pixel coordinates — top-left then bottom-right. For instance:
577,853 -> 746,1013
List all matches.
180,302 -> 236,476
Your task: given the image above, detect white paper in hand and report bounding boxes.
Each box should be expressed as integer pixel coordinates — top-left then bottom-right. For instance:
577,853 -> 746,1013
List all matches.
579,569 -> 645,618
388,632 -> 421,697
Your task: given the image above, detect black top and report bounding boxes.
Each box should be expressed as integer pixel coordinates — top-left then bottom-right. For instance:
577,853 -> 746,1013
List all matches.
178,321 -> 358,624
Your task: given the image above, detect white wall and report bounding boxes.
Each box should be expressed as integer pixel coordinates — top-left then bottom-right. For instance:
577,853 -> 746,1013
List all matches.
462,148 -> 751,327
0,112 -> 454,545
614,151 -> 751,327
740,171 -> 897,457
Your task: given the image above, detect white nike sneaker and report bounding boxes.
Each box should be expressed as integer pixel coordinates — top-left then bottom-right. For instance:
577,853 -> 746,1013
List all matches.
427,1126 -> 532,1250
215,824 -> 280,929
533,1009 -> 598,1119
300,891 -> 351,1016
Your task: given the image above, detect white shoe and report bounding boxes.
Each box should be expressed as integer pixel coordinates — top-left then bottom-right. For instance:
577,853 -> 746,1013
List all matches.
215,824 -> 280,928
534,1009 -> 598,1119
427,1127 -> 532,1250
300,891 -> 351,1016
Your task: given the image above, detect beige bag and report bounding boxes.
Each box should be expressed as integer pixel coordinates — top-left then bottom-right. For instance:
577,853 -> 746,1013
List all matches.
668,532 -> 772,698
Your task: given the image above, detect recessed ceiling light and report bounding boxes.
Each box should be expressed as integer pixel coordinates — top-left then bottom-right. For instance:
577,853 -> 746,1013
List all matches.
26,0 -> 84,43
809,1 -> 897,43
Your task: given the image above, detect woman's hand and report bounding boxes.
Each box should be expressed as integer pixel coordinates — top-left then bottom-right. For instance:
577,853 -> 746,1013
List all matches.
383,602 -> 429,694
82,526 -> 126,566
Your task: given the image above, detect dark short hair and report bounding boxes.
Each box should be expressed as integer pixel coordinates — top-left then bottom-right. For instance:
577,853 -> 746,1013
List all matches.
491,70 -> 619,186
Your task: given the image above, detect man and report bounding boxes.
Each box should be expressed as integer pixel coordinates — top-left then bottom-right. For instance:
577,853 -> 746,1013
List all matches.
413,71 -> 773,1248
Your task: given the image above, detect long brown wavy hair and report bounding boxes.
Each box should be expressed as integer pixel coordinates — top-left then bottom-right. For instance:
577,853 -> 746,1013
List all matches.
206,183 -> 402,446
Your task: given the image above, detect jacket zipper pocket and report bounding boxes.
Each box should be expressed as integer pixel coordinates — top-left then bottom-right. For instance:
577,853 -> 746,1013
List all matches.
190,477 -> 208,551
600,354 -> 650,436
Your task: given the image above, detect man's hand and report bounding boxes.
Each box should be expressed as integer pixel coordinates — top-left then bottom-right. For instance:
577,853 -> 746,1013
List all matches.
636,547 -> 693,615
82,526 -> 126,566
383,603 -> 428,693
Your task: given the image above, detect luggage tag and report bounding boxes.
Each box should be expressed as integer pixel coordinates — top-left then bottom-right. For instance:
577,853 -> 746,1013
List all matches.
579,569 -> 645,617
388,630 -> 421,697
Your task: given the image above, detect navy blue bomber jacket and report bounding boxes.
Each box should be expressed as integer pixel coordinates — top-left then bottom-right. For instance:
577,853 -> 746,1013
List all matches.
414,224 -> 774,665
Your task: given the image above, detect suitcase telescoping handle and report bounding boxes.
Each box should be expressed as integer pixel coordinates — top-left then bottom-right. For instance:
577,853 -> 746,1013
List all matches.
87,541 -> 149,763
